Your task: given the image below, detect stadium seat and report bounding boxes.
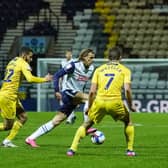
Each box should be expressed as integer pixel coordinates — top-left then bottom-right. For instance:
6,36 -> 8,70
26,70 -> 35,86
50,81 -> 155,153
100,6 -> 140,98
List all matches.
150,73 -> 159,80
137,94 -> 144,99
141,73 -> 150,80
157,80 -> 166,89
134,66 -> 143,73
139,50 -> 149,58
155,94 -> 163,99
139,79 -> 148,89
73,15 -> 83,26
132,79 -> 139,89
146,94 -> 154,99
156,50 -> 166,58
148,50 -> 157,58
148,79 -> 157,89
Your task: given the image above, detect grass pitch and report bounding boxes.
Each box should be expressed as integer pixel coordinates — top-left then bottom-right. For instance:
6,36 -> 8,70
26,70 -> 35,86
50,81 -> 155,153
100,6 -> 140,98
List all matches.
0,112 -> 168,168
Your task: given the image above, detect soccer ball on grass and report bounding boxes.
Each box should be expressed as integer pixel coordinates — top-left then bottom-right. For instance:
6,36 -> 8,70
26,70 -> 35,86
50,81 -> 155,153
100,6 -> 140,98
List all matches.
91,130 -> 105,145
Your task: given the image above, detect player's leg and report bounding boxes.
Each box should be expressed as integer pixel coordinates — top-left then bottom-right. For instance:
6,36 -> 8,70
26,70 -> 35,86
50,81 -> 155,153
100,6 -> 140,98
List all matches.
0,118 -> 14,131
73,92 -> 96,131
1,118 -> 17,147
74,92 -> 98,128
67,99 -> 103,156
25,112 -> 67,147
66,92 -> 88,124
120,105 -> 135,156
66,111 -> 76,124
61,99 -> 76,124
72,92 -> 88,104
107,100 -> 135,156
3,101 -> 26,147
26,90 -> 76,147
67,119 -> 94,156
0,96 -> 17,147
0,95 -> 13,131
83,100 -> 89,122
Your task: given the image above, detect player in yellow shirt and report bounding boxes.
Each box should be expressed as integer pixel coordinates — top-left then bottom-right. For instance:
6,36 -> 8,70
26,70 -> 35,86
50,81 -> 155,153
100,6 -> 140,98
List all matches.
0,46 -> 52,147
67,46 -> 136,156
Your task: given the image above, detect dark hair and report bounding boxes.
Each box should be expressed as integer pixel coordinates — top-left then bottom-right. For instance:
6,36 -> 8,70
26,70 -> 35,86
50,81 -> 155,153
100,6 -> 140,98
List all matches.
78,48 -> 94,61
108,46 -> 122,61
19,46 -> 33,56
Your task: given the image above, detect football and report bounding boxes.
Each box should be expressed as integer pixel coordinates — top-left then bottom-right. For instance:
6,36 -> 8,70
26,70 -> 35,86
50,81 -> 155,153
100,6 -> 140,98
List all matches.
91,130 -> 105,144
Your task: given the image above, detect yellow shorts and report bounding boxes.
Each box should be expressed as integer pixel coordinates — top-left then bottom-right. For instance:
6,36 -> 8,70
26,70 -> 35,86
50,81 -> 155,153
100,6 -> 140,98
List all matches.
88,99 -> 129,124
0,93 -> 23,119
0,94 -> 16,119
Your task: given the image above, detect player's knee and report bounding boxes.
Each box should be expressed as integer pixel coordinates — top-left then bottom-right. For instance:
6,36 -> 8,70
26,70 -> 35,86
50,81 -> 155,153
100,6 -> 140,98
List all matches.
17,113 -> 28,124
20,115 -> 28,124
120,116 -> 130,126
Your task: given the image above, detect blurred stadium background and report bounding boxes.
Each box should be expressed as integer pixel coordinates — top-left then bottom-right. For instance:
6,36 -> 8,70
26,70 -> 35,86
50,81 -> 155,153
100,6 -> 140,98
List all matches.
0,0 -> 168,112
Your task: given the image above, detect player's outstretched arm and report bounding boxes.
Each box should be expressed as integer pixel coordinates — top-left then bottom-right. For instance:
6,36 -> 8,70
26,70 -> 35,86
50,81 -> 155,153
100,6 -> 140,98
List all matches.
23,69 -> 52,83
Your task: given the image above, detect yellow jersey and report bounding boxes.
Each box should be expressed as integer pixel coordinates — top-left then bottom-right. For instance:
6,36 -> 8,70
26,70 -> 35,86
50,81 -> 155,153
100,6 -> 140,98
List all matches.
91,61 -> 131,99
0,57 -> 46,100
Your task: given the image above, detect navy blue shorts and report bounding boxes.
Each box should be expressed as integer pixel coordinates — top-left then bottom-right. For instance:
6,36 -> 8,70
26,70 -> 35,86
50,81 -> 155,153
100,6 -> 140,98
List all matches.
58,90 -> 78,116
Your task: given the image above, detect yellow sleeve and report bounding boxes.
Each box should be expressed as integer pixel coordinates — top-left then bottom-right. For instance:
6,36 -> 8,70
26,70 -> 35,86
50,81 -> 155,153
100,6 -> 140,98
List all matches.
124,68 -> 131,84
21,62 -> 47,83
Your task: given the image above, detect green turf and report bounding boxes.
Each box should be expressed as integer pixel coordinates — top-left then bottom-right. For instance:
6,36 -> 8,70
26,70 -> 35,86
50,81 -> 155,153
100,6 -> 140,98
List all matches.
0,112 -> 168,168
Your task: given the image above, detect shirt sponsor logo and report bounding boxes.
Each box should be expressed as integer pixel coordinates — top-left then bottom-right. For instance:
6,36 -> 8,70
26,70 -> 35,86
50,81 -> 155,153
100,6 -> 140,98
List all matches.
77,75 -> 89,81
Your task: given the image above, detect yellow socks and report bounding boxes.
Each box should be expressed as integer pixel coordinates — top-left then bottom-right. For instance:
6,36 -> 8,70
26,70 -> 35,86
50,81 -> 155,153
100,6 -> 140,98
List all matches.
125,125 -> 134,151
0,123 -> 5,130
70,126 -> 86,151
6,120 -> 23,141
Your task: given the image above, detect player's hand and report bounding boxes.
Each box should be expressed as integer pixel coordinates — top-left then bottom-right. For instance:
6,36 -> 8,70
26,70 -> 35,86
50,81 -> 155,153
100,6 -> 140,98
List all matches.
55,92 -> 62,100
45,73 -> 53,81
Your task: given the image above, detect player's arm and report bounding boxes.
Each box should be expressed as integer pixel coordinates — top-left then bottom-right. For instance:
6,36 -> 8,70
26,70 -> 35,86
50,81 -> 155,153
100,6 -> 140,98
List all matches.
58,63 -> 64,90
22,64 -> 52,83
124,70 -> 136,112
53,62 -> 75,99
88,69 -> 98,110
124,83 -> 135,112
88,83 -> 97,109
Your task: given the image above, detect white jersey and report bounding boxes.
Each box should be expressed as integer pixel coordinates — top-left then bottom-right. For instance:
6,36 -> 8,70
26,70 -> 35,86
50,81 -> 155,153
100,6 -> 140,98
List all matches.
61,58 -> 74,90
62,61 -> 94,92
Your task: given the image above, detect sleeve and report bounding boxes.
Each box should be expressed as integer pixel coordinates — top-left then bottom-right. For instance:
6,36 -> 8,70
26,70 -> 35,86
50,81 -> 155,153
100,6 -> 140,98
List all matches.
53,62 -> 75,92
21,62 -> 47,83
124,68 -> 131,84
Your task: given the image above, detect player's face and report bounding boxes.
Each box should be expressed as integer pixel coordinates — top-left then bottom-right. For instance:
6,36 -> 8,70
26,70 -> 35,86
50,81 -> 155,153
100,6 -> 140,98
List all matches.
65,51 -> 72,61
25,52 -> 33,63
83,52 -> 95,68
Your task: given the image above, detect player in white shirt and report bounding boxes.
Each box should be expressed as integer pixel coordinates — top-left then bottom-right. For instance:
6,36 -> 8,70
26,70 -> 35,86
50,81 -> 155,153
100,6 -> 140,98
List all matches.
60,50 -> 76,124
25,48 -> 97,147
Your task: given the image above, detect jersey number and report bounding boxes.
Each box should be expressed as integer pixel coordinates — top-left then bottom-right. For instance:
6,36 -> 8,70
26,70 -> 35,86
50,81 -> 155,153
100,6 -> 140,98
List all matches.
104,73 -> 115,90
4,69 -> 14,82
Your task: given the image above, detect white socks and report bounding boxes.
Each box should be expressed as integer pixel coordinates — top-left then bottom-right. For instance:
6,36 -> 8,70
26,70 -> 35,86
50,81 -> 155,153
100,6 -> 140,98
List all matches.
28,121 -> 54,140
66,111 -> 75,122
83,101 -> 89,122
